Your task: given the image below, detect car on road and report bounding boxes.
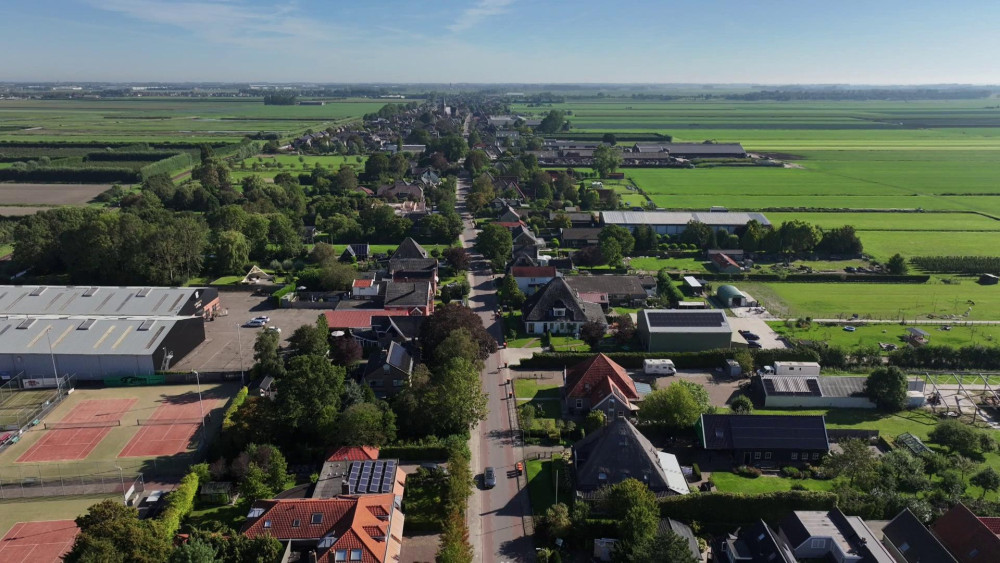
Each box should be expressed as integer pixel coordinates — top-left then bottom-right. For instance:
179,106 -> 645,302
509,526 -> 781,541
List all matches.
245,319 -> 266,328
483,467 -> 496,488
843,325 -> 857,332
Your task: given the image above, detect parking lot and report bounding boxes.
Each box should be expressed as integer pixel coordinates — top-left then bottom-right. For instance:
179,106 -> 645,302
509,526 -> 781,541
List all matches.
170,291 -> 328,375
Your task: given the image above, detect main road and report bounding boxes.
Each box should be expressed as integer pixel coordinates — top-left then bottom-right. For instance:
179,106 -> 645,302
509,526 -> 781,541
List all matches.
456,170 -> 534,562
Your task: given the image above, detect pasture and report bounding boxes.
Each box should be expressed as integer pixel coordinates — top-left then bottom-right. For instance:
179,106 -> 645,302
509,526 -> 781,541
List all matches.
739,280 -> 1000,320
768,320 -> 1000,349
0,98 -> 391,142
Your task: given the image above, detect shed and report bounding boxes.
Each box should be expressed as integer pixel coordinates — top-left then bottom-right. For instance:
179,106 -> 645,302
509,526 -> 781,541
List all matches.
200,481 -> 234,505
906,327 -> 929,346
682,276 -> 703,296
717,285 -> 746,308
979,274 -> 999,285
723,359 -> 742,378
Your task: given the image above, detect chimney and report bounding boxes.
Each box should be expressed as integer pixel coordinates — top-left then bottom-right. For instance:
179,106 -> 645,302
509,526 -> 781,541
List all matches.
308,551 -> 318,563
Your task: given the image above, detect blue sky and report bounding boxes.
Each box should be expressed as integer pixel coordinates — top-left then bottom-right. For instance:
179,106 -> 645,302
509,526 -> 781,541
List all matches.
2,0 -> 998,84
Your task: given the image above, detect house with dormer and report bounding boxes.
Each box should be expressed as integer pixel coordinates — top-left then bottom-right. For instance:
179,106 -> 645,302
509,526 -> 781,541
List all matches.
241,495 -> 404,563
521,277 -> 606,335
563,354 -> 644,418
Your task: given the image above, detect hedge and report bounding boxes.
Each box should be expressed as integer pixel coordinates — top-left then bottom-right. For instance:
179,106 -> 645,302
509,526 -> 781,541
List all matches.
380,444 -> 449,461
693,273 -> 931,284
0,167 -> 141,183
86,151 -> 175,162
271,284 -> 295,306
518,347 -> 820,370
155,470 -> 200,541
660,491 -> 837,527
222,386 -> 249,431
140,152 -> 195,179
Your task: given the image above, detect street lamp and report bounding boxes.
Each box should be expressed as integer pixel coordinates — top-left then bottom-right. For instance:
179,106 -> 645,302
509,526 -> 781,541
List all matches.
45,327 -> 61,395
193,370 -> 205,432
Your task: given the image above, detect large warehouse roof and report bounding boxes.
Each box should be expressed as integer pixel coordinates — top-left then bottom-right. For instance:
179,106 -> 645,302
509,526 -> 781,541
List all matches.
0,316 -> 181,356
601,211 -> 770,228
0,286 -> 211,317
641,310 -> 731,334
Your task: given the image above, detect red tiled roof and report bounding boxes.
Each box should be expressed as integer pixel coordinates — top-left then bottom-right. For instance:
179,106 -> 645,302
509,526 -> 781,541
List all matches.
565,354 -> 639,402
353,279 -> 374,288
980,517 -> 1000,535
712,253 -> 739,268
577,292 -> 608,304
496,221 -> 526,229
327,446 -> 380,462
243,495 -> 398,563
932,503 -> 1000,563
324,310 -> 407,329
511,266 -> 557,278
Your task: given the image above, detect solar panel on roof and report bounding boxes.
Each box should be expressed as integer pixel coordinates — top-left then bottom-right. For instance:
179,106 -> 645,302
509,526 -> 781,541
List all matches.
646,311 -> 724,328
806,379 -> 821,395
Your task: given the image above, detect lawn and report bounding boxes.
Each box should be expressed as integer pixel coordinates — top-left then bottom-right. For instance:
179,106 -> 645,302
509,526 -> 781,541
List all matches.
513,378 -> 560,400
769,320 -> 1000,349
525,458 -> 573,516
186,501 -> 245,531
401,469 -> 448,533
711,471 -> 837,494
738,280 -> 1000,320
629,256 -> 709,273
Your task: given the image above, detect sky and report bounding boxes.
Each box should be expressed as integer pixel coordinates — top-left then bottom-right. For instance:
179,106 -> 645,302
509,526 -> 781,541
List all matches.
1,0 -> 999,84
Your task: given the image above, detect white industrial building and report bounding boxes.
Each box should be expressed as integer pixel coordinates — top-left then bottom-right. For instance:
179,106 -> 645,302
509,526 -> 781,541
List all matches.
0,286 -> 217,381
601,211 -> 771,235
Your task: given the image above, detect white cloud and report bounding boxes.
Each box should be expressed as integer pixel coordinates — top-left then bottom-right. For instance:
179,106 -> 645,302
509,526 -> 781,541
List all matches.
88,0 -> 340,47
448,0 -> 515,33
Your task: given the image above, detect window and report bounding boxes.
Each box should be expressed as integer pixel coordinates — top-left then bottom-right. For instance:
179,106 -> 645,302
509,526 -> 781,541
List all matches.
311,513 -> 323,524
369,380 -> 382,387
801,452 -> 808,460
898,542 -> 910,553
791,452 -> 798,460
292,519 -> 300,528
811,453 -> 820,460
263,520 -> 271,529
617,411 -> 624,418
553,308 -> 566,317
969,549 -> 979,558
764,452 -> 771,460
335,551 -> 347,562
393,379 -> 404,387
754,452 -> 761,459
810,539 -> 826,549
575,399 -> 583,409
350,549 -> 362,561
598,472 -> 607,481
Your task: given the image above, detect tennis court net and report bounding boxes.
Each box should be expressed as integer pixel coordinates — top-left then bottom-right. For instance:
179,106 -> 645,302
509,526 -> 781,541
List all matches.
44,420 -> 121,430
137,417 -> 205,426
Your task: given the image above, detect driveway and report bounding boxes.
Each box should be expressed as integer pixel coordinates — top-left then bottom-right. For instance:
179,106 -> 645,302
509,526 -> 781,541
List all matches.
652,370 -> 747,408
727,317 -> 788,350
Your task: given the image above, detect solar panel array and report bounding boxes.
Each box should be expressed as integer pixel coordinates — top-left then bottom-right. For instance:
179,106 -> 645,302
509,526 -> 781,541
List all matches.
346,460 -> 397,495
645,311 -> 725,328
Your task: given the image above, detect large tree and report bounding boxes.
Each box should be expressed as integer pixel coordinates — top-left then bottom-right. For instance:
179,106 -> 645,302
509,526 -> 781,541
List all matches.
476,223 -> 513,270
338,402 -> 397,447
275,355 -> 345,442
823,438 -> 878,488
65,500 -> 171,563
420,303 -> 497,362
593,145 -> 623,178
865,366 -> 908,412
602,479 -> 659,563
638,384 -> 701,428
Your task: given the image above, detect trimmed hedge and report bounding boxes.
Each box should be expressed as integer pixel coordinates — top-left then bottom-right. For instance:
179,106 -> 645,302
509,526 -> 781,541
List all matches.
380,444 -> 449,461
271,284 -> 295,306
660,491 -> 837,527
0,167 -> 141,183
155,470 -> 199,541
222,386 -> 249,430
140,152 -> 195,179
519,347 -> 820,370
695,272 -> 930,284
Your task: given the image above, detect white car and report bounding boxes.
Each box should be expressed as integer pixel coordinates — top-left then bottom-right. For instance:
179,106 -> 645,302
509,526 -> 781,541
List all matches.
265,326 -> 281,334
245,319 -> 266,328
252,316 -> 271,323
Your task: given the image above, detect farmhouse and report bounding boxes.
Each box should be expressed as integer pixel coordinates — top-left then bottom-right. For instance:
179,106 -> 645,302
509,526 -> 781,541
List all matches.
0,285 -> 217,380
340,243 -> 371,262
376,180 -> 423,202
718,520 -> 797,563
383,281 -> 433,315
637,310 -> 733,352
601,210 -> 771,235
521,278 -> 606,335
697,414 -> 830,466
564,354 -> 645,418
363,342 -> 415,398
573,418 -> 689,500
779,509 -> 894,562
931,503 -> 1000,563
559,227 -> 602,248
511,266 -> 558,295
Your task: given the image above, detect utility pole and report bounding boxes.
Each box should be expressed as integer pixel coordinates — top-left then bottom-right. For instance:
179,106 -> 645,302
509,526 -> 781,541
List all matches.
45,327 -> 61,395
193,370 -> 206,435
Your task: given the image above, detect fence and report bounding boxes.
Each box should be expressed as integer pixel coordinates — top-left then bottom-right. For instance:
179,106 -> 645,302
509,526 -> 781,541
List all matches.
827,429 -> 880,443
0,462 -> 143,500
0,374 -> 75,432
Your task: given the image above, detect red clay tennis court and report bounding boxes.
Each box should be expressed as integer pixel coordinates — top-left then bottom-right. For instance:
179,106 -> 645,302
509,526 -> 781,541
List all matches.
0,520 -> 79,563
17,398 -> 137,463
119,392 -> 223,458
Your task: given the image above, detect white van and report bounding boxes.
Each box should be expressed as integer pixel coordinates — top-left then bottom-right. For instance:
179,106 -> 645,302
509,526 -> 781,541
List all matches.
644,359 -> 676,376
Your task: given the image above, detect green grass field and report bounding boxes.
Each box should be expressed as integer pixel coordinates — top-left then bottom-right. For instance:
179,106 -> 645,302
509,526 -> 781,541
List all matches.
768,320 -> 1000,349
513,378 -> 560,400
0,495 -> 113,539
0,98 -> 395,142
0,388 -> 59,429
740,280 -> 1000,320
711,471 -> 836,494
525,458 -> 572,516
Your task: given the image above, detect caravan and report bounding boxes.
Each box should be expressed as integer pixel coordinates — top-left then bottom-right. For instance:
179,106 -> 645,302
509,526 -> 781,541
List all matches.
643,359 -> 676,376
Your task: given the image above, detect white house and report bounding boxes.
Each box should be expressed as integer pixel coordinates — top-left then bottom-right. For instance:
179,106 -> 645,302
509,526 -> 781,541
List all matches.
510,266 -> 558,295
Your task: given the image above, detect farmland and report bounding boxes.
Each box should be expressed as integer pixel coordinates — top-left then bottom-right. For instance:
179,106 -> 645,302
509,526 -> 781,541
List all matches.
0,183 -> 111,206
738,280 -> 1000,320
0,98 -> 393,143
768,320 -> 1000,349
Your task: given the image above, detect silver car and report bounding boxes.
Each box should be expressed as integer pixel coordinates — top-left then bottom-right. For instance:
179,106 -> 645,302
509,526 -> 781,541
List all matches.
483,467 -> 496,488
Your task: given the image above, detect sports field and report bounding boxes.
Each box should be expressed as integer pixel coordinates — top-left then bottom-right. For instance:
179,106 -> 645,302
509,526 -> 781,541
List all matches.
0,383 -> 236,475
0,388 -> 59,430
0,520 -> 78,563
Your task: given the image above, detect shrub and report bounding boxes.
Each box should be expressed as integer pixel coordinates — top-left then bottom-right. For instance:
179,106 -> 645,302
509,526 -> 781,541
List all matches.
222,386 -> 249,430
791,483 -> 807,491
734,465 -> 762,478
155,470 -> 199,540
781,466 -> 801,479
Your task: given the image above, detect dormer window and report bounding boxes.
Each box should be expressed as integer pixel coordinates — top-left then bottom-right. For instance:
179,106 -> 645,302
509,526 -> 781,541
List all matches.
552,308 -> 566,317
311,513 -> 323,524
350,549 -> 363,561
335,550 -> 347,561
598,472 -> 607,481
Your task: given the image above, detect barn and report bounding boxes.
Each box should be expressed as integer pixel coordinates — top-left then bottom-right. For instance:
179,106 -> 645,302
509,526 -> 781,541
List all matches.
637,310 -> 733,352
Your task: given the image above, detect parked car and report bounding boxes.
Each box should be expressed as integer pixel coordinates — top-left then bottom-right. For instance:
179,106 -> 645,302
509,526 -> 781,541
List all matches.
845,266 -> 857,273
483,467 -> 496,488
741,331 -> 761,341
264,326 -> 281,334
843,325 -> 857,332
748,341 -> 762,349
245,319 -> 266,328
253,316 -> 271,323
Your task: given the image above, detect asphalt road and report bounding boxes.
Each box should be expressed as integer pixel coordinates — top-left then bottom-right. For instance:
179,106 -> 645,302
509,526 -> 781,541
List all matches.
457,174 -> 534,563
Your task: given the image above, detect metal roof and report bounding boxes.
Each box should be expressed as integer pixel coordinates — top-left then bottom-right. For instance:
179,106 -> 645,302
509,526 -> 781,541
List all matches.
0,315 -> 180,356
0,285 -> 203,317
601,211 -> 771,227
641,310 -> 731,333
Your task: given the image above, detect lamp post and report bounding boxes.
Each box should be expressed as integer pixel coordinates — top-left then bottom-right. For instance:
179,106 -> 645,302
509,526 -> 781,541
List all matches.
115,465 -> 125,503
235,324 -> 245,386
193,370 -> 205,431
45,327 -> 61,395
